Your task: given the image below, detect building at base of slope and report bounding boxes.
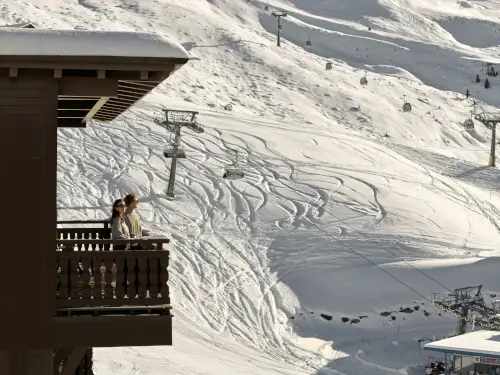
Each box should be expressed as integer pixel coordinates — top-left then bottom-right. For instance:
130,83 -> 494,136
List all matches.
425,330 -> 500,375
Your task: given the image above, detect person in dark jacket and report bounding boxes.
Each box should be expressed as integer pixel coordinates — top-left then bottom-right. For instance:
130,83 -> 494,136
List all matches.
110,199 -> 130,250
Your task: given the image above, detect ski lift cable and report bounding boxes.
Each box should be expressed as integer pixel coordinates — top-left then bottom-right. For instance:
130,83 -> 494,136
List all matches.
309,201 -> 452,293
130,104 -> 477,272
307,219 -> 438,304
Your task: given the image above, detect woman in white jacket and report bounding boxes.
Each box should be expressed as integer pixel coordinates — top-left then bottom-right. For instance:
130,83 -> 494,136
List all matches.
110,199 -> 130,250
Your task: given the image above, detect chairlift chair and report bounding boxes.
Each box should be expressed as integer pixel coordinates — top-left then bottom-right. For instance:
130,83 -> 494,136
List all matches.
278,24 -> 283,30
305,36 -> 311,47
264,3 -> 269,11
360,74 -> 368,85
402,96 -> 412,112
223,149 -> 244,180
463,118 -> 474,130
325,61 -> 332,70
163,148 -> 186,158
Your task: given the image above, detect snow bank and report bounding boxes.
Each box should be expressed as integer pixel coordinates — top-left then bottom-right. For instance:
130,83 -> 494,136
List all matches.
0,28 -> 189,59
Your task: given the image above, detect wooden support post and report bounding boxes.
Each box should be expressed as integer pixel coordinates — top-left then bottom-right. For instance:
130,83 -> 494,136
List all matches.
21,350 -> 53,375
0,350 -> 53,375
53,350 -> 68,375
60,348 -> 87,375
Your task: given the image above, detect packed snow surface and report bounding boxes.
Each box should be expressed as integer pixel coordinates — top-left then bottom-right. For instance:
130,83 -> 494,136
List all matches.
0,28 -> 189,58
3,0 -> 500,374
425,330 -> 500,356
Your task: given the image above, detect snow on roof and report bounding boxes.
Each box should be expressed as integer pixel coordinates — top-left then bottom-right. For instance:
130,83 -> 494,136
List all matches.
1,23 -> 35,28
425,331 -> 500,357
0,28 -> 189,59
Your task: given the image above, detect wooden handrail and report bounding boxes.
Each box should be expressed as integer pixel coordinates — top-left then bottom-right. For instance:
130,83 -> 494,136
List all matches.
57,238 -> 170,246
57,220 -> 109,226
57,237 -> 169,251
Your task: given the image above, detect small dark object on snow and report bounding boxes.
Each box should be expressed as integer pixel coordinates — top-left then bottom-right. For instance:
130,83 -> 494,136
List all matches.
380,311 -> 391,317
400,307 -> 413,313
341,317 -> 350,323
320,313 -> 332,321
414,305 -> 420,311
424,310 -> 431,317
391,316 -> 396,321
350,318 -> 361,324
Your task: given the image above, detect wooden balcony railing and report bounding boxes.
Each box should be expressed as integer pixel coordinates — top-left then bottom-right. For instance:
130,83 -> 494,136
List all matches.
57,220 -> 112,246
56,237 -> 170,312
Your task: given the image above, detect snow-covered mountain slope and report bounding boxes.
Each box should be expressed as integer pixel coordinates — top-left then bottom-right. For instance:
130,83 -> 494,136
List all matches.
3,0 -> 500,374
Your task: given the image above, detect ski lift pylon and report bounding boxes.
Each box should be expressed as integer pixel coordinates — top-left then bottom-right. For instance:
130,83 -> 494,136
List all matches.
223,149 -> 245,180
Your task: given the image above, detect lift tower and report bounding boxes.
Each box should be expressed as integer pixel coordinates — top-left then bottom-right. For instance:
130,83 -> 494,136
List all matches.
271,11 -> 287,47
474,111 -> 500,167
154,109 -> 203,198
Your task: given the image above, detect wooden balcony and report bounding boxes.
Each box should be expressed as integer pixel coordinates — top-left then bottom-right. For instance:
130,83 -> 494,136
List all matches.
53,220 -> 172,348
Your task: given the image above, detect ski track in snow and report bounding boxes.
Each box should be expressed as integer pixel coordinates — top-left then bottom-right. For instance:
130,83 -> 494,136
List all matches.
57,102 -> 500,374
8,0 -> 500,373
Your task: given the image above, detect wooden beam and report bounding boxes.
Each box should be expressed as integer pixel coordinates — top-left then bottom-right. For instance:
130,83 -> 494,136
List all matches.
58,100 -> 97,110
54,69 -> 62,78
8,68 -> 17,77
116,92 -> 141,100
59,348 -> 86,375
121,80 -> 158,89
97,70 -> 106,79
58,118 -> 87,128
52,315 -> 172,348
58,78 -> 118,97
99,102 -> 129,111
84,97 -> 110,122
53,349 -> 68,375
0,57 -> 186,72
58,96 -> 100,100
140,71 -> 149,80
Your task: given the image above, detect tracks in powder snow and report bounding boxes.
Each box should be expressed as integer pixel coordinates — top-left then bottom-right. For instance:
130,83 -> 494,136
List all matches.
56,107 -> 500,374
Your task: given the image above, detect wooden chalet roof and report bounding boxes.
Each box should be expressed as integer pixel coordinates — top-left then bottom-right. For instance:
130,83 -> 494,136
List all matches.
0,28 -> 190,127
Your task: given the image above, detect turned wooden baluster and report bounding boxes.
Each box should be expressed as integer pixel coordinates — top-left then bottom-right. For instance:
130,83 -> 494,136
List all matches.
114,258 -> 125,299
127,256 -> 138,298
149,257 -> 160,299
